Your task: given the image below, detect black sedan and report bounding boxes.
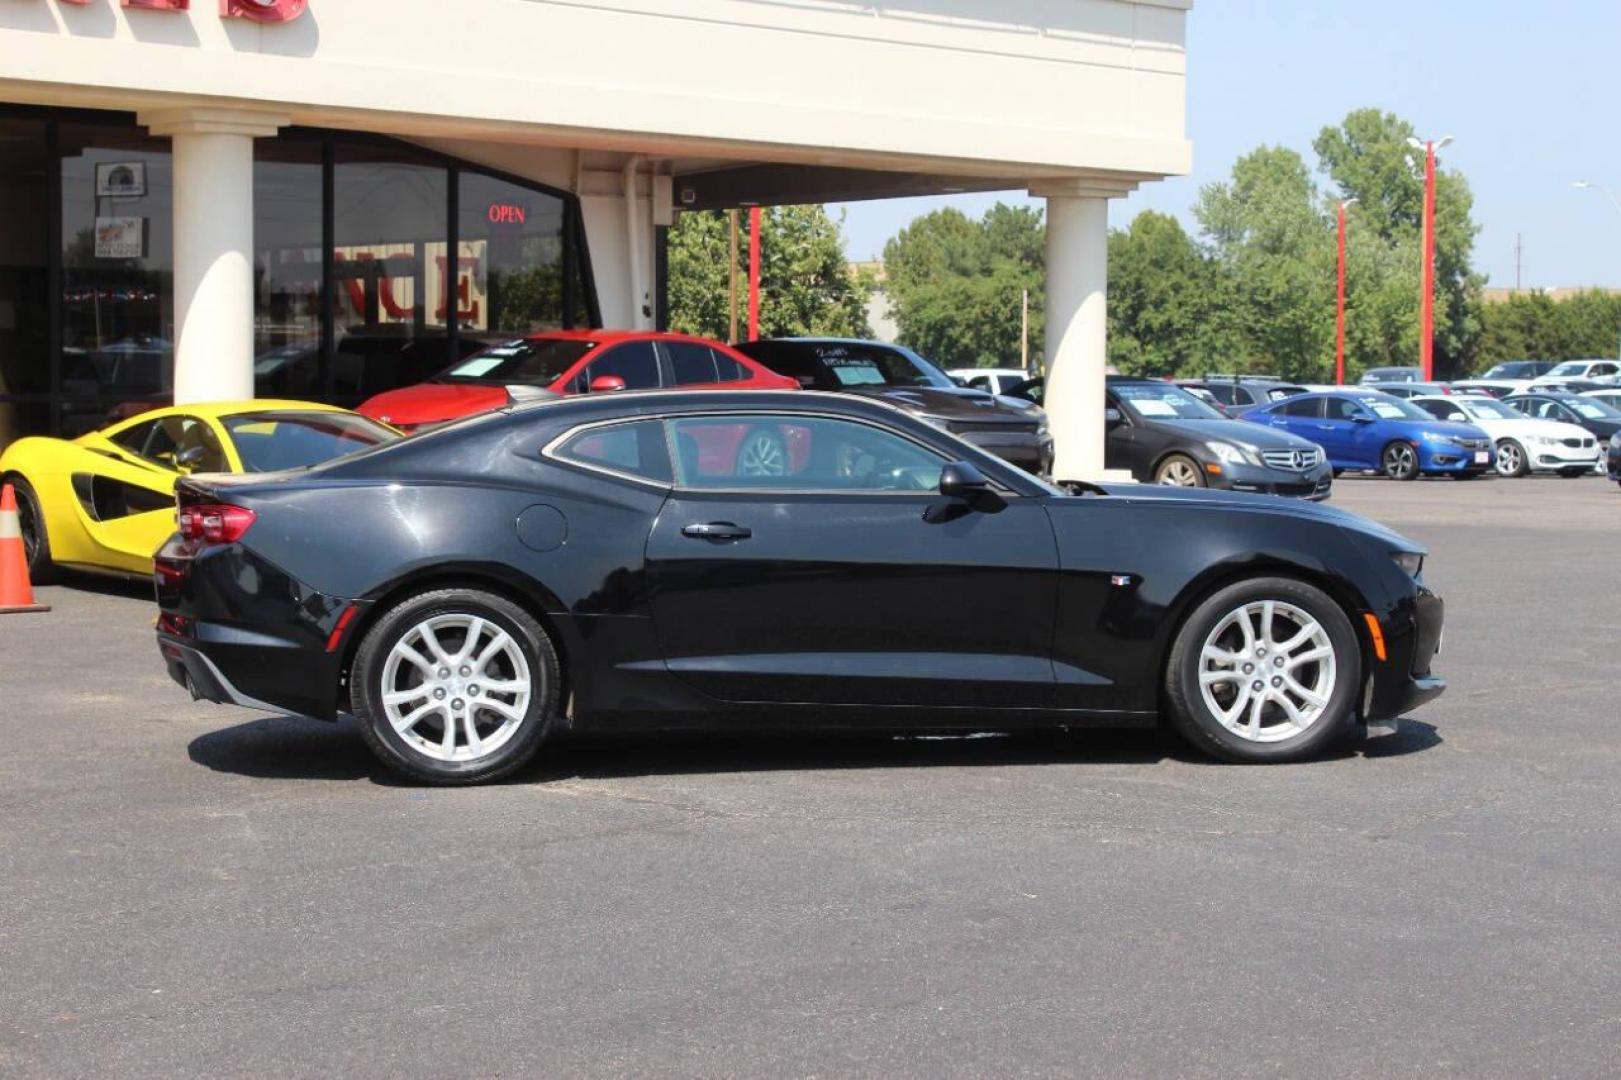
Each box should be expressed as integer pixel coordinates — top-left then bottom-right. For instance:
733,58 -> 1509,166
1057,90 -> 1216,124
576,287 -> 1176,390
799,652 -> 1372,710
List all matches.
735,338 -> 1053,476
1505,391 -> 1621,443
1104,379 -> 1333,498
154,390 -> 1444,784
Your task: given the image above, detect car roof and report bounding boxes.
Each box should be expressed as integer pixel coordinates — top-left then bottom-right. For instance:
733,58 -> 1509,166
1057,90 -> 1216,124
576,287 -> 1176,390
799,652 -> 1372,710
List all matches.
519,329 -> 734,348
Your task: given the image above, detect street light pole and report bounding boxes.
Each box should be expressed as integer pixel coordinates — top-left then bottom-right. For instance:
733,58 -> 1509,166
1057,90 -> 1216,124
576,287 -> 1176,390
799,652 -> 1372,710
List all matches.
1336,198 -> 1357,386
1408,135 -> 1453,381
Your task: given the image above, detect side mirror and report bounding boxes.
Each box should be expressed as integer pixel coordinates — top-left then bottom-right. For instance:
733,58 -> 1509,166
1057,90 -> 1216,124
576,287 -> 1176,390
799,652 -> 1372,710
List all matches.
1104,407 -> 1124,426
1352,414 -> 1374,424
938,461 -> 991,498
588,374 -> 627,394
1447,412 -> 1466,422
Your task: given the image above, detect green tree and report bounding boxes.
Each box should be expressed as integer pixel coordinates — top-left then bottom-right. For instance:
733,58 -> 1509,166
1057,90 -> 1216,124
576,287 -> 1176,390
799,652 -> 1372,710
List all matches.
881,204 -> 1044,369
1194,146 -> 1336,381
667,206 -> 871,341
1106,211 -> 1236,377
1475,290 -> 1621,369
1313,109 -> 1484,377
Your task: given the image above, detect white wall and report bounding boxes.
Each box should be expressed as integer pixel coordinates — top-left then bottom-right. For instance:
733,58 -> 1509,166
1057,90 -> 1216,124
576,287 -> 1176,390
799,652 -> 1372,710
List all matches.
0,0 -> 1191,182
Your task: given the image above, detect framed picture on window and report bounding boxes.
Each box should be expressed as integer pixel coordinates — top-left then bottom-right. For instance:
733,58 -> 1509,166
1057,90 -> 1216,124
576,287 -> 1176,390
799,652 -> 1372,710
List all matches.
95,162 -> 147,199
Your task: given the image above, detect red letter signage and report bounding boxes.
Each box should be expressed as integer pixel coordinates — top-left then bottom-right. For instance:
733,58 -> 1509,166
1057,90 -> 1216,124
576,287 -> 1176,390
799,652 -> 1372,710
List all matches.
123,0 -> 190,10
221,0 -> 308,21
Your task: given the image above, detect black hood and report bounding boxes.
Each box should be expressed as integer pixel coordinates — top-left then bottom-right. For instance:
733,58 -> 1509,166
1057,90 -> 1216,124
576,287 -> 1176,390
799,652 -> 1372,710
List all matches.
1137,416 -> 1320,450
841,384 -> 1041,420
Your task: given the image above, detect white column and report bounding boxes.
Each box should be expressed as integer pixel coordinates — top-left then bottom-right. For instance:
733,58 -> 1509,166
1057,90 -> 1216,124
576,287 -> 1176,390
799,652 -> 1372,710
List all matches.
140,108 -> 287,404
1032,180 -> 1135,483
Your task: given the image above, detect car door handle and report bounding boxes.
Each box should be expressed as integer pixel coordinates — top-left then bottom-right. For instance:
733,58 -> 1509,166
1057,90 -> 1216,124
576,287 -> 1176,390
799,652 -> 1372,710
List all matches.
682,522 -> 752,541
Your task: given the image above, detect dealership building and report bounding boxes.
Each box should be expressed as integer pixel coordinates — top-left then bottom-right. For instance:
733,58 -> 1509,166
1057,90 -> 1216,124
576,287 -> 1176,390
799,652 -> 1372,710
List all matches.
0,0 -> 1191,478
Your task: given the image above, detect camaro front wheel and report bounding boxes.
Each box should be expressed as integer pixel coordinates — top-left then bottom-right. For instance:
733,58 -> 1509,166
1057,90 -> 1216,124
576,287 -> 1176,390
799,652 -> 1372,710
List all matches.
1164,577 -> 1361,763
350,588 -> 560,785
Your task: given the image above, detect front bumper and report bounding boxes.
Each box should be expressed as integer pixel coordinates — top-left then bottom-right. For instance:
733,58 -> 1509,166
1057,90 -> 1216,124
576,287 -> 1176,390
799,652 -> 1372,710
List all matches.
1215,461 -> 1334,500
1365,585 -> 1446,721
955,430 -> 1054,476
1420,444 -> 1493,474
1606,440 -> 1621,481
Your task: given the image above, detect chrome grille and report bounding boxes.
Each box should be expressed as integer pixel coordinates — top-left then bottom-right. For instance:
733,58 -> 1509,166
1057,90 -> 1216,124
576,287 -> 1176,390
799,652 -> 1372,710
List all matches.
1260,448 -> 1321,471
1563,437 -> 1595,448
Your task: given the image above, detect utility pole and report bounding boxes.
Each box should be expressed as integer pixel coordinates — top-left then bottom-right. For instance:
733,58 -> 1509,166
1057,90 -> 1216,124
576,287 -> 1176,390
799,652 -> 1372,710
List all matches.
1020,288 -> 1030,374
1336,198 -> 1356,386
728,209 -> 740,344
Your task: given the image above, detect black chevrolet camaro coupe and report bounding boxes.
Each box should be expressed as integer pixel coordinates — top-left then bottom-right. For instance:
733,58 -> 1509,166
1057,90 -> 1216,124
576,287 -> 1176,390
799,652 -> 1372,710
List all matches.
154,391 -> 1445,784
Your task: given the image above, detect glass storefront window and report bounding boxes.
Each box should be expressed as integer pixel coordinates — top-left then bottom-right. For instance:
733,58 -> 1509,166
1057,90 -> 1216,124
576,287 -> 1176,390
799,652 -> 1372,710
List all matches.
458,172 -> 567,337
0,119 -> 50,448
253,138 -> 324,400
58,124 -> 176,436
332,144 -> 449,405
0,110 -> 593,448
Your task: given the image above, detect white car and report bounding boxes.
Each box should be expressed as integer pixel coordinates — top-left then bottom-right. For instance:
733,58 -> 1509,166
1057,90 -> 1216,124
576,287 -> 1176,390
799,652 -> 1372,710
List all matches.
1450,378 -> 1530,399
948,367 -> 1031,396
1583,388 -> 1621,412
1530,359 -> 1621,387
1411,394 -> 1601,477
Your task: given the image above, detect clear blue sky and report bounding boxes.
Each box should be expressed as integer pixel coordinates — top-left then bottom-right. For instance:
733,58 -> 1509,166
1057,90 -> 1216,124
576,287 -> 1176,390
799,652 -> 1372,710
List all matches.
832,0 -> 1621,289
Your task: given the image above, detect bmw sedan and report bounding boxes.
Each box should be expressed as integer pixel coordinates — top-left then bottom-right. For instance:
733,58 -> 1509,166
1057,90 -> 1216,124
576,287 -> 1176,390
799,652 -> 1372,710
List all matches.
1246,390 -> 1493,481
1105,379 -> 1332,498
154,391 -> 1445,784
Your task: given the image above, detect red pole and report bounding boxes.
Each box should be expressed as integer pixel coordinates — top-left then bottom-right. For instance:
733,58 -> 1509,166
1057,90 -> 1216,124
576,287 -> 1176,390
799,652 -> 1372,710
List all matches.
747,206 -> 762,342
1420,142 -> 1437,382
1336,202 -> 1348,386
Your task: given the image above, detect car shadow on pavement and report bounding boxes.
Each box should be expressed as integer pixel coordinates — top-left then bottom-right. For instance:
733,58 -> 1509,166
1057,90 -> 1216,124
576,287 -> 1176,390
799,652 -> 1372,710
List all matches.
187,715 -> 1442,786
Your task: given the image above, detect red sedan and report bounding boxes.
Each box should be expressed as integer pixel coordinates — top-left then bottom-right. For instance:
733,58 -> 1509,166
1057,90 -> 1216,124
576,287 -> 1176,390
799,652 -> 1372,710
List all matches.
359,330 -> 798,431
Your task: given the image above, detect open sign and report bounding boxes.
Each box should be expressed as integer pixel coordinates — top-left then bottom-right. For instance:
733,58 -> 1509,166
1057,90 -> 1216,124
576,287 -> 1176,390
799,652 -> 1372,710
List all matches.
487,203 -> 528,226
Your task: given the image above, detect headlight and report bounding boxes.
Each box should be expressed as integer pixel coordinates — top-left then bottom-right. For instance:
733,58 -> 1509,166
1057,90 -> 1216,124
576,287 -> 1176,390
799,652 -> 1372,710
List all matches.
1206,441 -> 1258,466
1611,433 -> 1621,449
1035,420 -> 1050,438
1391,551 -> 1424,577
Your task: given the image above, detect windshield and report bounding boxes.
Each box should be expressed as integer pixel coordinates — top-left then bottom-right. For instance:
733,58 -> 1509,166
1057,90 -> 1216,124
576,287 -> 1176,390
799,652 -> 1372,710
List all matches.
1365,368 -> 1419,383
1113,382 -> 1225,420
1354,395 -> 1430,420
1548,361 -> 1589,377
1461,398 -> 1521,420
1484,361 -> 1540,379
1570,398 -> 1621,419
440,338 -> 595,385
224,411 -> 399,472
749,342 -> 954,390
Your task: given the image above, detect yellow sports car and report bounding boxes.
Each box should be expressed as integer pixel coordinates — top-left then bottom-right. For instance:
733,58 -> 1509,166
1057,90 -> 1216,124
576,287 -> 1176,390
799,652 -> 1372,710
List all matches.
0,401 -> 399,580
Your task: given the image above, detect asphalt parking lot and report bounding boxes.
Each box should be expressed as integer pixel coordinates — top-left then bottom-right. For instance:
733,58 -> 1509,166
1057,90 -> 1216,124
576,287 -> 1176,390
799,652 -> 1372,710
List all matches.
2,474 -> 1618,1078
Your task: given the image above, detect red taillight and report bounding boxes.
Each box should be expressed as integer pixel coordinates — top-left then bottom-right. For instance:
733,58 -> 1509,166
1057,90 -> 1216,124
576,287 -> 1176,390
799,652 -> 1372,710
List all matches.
177,503 -> 257,544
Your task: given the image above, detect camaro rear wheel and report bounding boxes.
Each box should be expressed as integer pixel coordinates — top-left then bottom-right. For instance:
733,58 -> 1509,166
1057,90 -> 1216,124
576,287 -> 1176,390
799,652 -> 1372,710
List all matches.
1154,454 -> 1205,487
1164,577 -> 1361,763
351,588 -> 559,785
5,476 -> 57,585
1382,441 -> 1419,481
1495,440 -> 1528,477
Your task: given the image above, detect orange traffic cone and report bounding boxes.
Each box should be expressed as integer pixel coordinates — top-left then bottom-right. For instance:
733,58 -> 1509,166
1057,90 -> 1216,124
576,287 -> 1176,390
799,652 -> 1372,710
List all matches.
0,483 -> 49,615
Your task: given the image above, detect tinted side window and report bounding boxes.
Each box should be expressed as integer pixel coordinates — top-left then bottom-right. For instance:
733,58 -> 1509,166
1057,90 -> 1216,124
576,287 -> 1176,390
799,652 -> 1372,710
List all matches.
667,342 -> 720,386
109,420 -> 156,454
1415,400 -> 1451,420
583,341 -> 661,391
666,414 -> 947,492
1324,398 -> 1366,421
1278,397 -> 1321,418
553,420 -> 672,483
714,353 -> 748,382
1203,384 -> 1236,406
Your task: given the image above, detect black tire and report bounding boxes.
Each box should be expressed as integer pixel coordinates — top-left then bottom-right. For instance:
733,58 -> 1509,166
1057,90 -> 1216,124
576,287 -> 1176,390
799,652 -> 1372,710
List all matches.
1153,453 -> 1207,487
1331,468 -> 1345,478
1494,439 -> 1529,478
1381,441 -> 1420,481
5,475 -> 58,585
735,426 -> 789,478
350,588 -> 560,785
1163,576 -> 1362,764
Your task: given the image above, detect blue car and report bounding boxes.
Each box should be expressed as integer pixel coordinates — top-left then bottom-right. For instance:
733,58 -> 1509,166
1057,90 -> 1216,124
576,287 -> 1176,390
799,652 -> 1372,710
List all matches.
1244,390 -> 1494,481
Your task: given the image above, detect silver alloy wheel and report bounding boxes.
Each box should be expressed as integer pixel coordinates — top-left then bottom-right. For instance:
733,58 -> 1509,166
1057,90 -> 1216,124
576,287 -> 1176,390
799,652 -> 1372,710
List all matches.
1495,440 -> 1524,476
1156,457 -> 1202,486
1384,442 -> 1417,479
380,614 -> 532,763
738,430 -> 788,477
1197,599 -> 1337,743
